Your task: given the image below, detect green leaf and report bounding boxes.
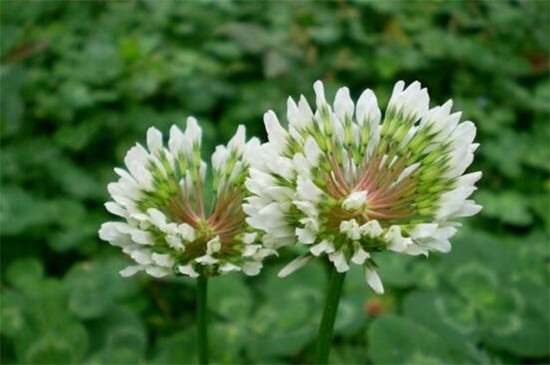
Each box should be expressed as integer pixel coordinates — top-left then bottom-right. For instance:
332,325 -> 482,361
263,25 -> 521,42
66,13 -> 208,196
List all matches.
245,261 -> 326,360
64,258 -> 139,319
368,315 -> 470,364
208,274 -> 252,322
209,323 -> 246,364
476,190 -> 533,226
0,186 -> 57,236
448,262 -> 499,301
6,257 -> 44,292
0,65 -> 25,137
405,292 -> 477,341
218,22 -> 271,54
0,290 -> 27,338
15,321 -> 89,365
482,281 -> 550,357
372,252 -> 415,288
151,329 -> 196,364
337,265 -> 369,335
86,306 -> 147,364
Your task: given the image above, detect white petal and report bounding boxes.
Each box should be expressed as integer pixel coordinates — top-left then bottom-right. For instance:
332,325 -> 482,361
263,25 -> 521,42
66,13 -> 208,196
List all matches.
105,202 -> 128,218
388,80 -> 429,120
451,121 -> 477,149
275,156 -> 296,181
131,249 -> 153,265
296,175 -> 324,203
212,145 -> 228,172
364,265 -> 384,294
168,125 -> 185,156
388,81 -> 405,109
130,229 -> 154,245
334,87 -> 354,121
114,167 -> 137,183
242,261 -> 262,276
165,235 -> 185,251
293,200 -> 319,217
259,202 -> 287,219
242,244 -> 260,257
455,200 -> 483,217
342,191 -> 368,211
206,236 -> 221,255
436,185 -> 477,220
185,117 -> 202,145
304,137 -> 322,167
292,154 -> 312,177
356,88 -> 381,126
178,264 -> 199,278
152,253 -> 175,268
329,251 -> 349,273
242,233 -> 257,244
145,266 -> 171,278
408,223 -> 438,239
309,240 -> 335,256
262,233 -> 295,248
124,144 -> 149,170
278,256 -> 313,277
119,265 -> 144,277
296,227 -> 317,244
146,127 -> 163,153
429,239 -> 451,253
244,134 -> 261,154
404,244 -> 429,256
351,246 -> 370,265
340,219 -> 361,240
296,95 -> 314,130
395,163 -> 420,184
99,222 -> 126,242
456,171 -> 482,188
227,124 -> 246,152
253,248 -> 278,260
264,111 -> 288,154
195,255 -> 218,265
384,225 -> 413,252
178,223 -> 196,242
286,96 -> 300,127
147,208 -> 167,227
359,220 -> 383,238
313,80 -> 327,109
126,161 -> 153,191
300,216 -> 320,232
419,100 -> 453,138
433,226 -> 457,241
219,263 -> 242,273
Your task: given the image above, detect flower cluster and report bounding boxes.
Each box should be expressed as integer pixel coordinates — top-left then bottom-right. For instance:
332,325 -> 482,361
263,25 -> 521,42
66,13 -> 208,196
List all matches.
99,118 -> 275,278
244,81 -> 482,293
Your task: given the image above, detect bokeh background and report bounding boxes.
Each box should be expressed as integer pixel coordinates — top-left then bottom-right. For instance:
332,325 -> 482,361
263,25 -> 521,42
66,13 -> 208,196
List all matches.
1,1 -> 549,364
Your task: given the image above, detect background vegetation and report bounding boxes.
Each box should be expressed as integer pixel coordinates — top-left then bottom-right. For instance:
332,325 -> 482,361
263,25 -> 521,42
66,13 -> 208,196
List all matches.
1,1 -> 549,364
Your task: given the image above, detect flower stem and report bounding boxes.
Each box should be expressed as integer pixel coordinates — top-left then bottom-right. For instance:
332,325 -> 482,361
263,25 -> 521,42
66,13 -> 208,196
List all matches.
315,266 -> 347,364
196,275 -> 209,364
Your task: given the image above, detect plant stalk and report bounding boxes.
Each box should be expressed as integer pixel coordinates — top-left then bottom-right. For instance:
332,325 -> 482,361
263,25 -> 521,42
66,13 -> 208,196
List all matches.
196,275 -> 209,364
315,266 -> 347,364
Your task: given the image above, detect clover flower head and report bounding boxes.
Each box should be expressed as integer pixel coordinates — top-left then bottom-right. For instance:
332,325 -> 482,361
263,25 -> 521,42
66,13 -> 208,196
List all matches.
244,81 -> 482,293
99,118 -> 275,278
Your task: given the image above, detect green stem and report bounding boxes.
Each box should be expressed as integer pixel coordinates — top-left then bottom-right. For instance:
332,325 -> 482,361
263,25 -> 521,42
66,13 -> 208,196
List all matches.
196,275 -> 209,364
315,266 -> 347,364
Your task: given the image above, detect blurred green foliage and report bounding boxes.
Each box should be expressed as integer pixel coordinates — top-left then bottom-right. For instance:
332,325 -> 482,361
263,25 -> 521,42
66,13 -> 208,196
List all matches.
1,0 -> 549,364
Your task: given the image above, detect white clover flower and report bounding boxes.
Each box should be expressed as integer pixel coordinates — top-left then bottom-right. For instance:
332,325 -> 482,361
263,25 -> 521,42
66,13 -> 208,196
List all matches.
244,81 -> 482,294
99,118 -> 276,278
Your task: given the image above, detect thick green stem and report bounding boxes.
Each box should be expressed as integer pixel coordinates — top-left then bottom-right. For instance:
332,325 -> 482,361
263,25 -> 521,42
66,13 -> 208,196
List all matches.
196,275 -> 209,364
315,266 -> 347,364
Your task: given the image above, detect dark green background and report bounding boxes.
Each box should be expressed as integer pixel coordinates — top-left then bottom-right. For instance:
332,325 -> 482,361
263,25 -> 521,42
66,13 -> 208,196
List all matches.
1,1 -> 549,364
